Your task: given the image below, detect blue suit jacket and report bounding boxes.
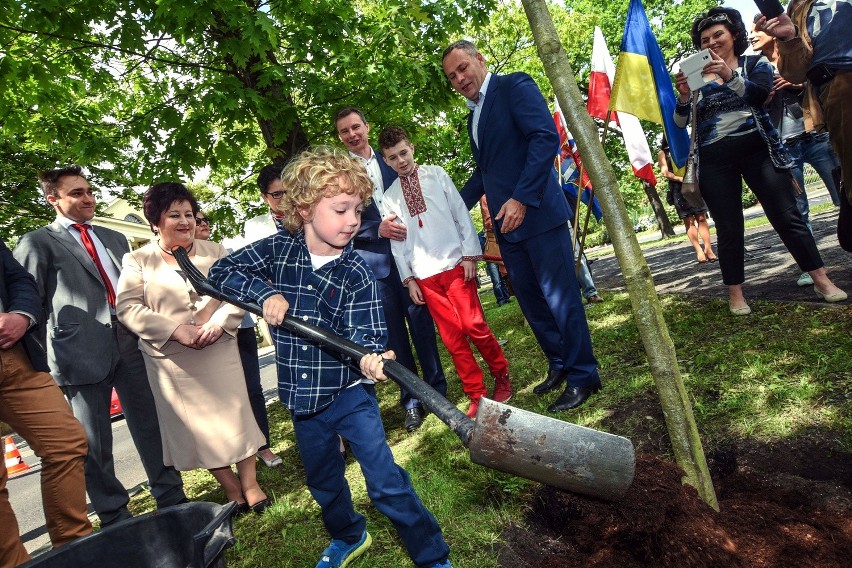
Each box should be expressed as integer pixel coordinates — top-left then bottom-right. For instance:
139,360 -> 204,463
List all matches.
352,147 -> 399,280
459,72 -> 570,243
1,239 -> 49,371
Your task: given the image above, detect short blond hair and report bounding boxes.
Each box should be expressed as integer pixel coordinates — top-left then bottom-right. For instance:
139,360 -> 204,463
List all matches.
280,146 -> 373,232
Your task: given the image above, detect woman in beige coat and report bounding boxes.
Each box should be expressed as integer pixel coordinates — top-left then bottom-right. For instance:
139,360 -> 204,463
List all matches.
117,182 -> 268,514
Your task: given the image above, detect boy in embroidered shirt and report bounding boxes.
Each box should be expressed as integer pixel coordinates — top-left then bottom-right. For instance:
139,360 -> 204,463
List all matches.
208,147 -> 452,568
378,126 -> 512,419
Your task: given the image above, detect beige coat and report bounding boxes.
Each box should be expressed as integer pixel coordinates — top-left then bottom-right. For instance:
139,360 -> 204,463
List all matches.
117,239 -> 264,470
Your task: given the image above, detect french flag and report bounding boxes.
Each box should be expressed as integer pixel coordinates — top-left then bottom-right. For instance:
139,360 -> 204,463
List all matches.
587,26 -> 657,187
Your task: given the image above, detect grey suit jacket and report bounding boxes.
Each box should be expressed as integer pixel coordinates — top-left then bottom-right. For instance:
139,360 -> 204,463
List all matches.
14,221 -> 130,386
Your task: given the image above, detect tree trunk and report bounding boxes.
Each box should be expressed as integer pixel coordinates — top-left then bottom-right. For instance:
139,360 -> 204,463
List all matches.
643,181 -> 676,238
520,0 -> 718,510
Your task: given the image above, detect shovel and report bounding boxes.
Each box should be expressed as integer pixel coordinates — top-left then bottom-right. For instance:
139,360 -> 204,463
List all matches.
173,248 -> 635,500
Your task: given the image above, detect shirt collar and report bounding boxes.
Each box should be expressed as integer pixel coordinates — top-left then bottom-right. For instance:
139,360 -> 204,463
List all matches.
349,147 -> 376,163
56,215 -> 91,230
465,72 -> 493,111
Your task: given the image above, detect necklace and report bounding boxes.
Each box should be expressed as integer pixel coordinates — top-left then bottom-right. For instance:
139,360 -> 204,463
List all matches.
158,241 -> 193,256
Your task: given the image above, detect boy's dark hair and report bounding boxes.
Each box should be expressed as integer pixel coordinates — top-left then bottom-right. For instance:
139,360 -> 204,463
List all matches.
691,7 -> 748,55
143,182 -> 199,233
377,126 -> 410,151
333,106 -> 367,128
257,164 -> 283,194
39,165 -> 85,198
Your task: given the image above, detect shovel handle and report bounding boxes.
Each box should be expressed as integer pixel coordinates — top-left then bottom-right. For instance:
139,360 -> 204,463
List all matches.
173,248 -> 474,445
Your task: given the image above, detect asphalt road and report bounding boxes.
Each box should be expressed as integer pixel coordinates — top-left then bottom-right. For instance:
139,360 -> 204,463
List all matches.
588,189 -> 851,305
7,348 -> 278,556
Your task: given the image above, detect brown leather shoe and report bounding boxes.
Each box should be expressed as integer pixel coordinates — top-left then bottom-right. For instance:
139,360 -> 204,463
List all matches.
586,295 -> 604,304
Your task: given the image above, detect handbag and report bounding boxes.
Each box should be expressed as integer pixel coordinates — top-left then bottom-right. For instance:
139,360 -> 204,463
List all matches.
681,95 -> 705,208
482,229 -> 503,262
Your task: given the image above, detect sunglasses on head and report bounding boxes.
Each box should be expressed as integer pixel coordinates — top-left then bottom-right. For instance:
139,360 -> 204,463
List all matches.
697,13 -> 733,33
265,190 -> 285,199
195,217 -> 211,226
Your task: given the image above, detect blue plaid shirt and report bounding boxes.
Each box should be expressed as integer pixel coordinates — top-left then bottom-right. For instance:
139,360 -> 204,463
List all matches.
208,231 -> 387,415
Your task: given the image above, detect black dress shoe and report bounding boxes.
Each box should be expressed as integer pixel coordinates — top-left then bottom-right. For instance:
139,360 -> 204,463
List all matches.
250,498 -> 271,514
547,382 -> 601,412
404,407 -> 425,432
533,369 -> 569,395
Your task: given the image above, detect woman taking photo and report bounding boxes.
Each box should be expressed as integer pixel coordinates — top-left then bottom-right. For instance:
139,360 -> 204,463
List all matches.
674,7 -> 845,314
117,182 -> 268,513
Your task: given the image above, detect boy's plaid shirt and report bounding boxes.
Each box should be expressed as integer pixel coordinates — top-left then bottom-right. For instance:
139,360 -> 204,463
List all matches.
208,231 -> 387,415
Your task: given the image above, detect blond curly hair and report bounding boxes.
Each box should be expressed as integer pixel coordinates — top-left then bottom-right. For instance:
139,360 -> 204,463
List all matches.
280,146 -> 374,233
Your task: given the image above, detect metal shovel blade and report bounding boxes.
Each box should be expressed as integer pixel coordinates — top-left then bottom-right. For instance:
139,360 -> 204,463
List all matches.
469,397 -> 635,501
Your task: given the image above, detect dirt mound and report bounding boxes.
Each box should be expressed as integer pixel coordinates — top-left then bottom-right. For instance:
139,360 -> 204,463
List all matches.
498,454 -> 852,567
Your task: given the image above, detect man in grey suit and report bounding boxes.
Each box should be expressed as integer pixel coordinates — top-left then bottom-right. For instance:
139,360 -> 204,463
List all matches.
14,166 -> 186,527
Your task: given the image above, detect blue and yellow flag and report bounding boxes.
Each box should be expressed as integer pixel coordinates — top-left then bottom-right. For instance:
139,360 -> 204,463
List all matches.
610,0 -> 689,169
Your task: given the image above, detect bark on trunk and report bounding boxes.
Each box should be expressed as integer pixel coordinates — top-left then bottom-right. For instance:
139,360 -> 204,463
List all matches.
521,0 -> 718,510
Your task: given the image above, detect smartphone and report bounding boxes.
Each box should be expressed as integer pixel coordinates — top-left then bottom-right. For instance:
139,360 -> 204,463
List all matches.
754,0 -> 784,19
678,49 -> 715,91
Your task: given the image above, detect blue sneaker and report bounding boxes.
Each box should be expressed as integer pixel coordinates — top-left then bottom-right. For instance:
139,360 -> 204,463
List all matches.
315,531 -> 371,568
432,560 -> 453,568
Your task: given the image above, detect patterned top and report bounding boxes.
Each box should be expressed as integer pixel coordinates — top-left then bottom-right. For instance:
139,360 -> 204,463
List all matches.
207,231 -> 386,415
807,0 -> 852,70
383,165 -> 482,283
675,55 -> 793,171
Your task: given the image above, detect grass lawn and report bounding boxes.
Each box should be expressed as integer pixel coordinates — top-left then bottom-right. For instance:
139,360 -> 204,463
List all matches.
126,284 -> 851,567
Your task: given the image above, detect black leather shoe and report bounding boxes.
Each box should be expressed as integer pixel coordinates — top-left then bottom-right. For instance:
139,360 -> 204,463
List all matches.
404,407 -> 425,432
547,382 -> 601,412
533,369 -> 569,395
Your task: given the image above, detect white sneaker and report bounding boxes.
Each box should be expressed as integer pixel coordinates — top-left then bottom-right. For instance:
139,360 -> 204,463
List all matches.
796,273 -> 814,287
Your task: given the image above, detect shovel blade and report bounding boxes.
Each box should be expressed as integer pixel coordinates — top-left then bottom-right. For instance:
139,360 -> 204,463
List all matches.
468,398 -> 635,500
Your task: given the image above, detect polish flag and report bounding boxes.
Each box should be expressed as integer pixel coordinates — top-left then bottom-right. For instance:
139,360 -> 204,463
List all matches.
553,97 -> 591,190
588,26 -> 657,187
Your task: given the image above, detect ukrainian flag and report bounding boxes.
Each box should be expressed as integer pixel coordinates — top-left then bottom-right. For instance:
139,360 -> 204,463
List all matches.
610,0 -> 689,169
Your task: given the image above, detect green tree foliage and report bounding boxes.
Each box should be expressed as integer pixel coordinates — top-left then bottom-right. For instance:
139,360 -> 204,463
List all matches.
1,0 -> 495,235
1,0 -> 717,237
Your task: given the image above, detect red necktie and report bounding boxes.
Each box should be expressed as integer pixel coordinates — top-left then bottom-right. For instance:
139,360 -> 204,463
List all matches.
71,224 -> 116,308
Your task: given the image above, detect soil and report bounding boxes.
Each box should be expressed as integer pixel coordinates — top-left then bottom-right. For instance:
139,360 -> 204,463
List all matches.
496,210 -> 852,567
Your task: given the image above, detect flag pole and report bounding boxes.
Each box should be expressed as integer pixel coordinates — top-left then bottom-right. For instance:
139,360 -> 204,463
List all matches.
575,109 -> 612,273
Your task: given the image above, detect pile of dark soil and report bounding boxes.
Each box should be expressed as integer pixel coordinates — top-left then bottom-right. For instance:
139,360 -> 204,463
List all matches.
498,451 -> 852,567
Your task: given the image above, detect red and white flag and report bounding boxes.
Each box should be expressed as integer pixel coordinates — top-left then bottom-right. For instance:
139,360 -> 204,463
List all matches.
588,26 -> 656,187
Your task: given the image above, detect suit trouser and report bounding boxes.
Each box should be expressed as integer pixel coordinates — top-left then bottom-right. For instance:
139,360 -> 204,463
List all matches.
376,265 -> 447,409
237,327 -> 271,450
418,265 -> 508,401
697,131 -> 823,286
498,224 -> 600,387
1,344 -> 90,567
292,384 -> 449,567
62,323 -> 185,525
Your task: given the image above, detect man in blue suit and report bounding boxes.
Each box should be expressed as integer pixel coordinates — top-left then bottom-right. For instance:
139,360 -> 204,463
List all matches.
334,107 -> 448,431
442,40 -> 601,412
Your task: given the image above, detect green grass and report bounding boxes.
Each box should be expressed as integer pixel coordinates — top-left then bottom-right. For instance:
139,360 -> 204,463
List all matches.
126,289 -> 851,567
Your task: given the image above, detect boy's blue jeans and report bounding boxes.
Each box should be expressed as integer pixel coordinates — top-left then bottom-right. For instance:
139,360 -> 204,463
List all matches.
292,384 -> 449,567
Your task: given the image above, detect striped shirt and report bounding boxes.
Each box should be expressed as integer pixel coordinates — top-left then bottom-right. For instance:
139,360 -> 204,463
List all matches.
208,231 -> 387,415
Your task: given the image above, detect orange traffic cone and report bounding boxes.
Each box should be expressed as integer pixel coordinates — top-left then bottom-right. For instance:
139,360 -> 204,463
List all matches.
4,435 -> 30,476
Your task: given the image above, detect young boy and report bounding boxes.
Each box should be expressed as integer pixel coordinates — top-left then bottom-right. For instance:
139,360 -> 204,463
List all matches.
377,126 -> 512,418
208,147 -> 451,568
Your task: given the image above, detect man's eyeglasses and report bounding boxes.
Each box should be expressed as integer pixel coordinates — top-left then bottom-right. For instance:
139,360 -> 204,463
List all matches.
265,190 -> 286,199
195,217 -> 211,226
697,13 -> 733,33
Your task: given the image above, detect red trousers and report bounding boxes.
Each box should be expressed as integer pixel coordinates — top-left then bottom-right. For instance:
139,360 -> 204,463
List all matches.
417,265 -> 508,400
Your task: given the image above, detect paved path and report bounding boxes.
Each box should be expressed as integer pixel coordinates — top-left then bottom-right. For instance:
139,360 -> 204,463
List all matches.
588,205 -> 850,306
